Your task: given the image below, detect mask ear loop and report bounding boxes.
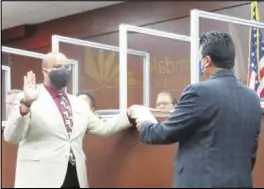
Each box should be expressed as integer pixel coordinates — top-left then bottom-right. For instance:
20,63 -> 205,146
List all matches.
199,60 -> 204,76
199,57 -> 209,76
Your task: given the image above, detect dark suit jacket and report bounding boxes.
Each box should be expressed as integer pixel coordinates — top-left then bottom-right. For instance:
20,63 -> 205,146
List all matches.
140,70 -> 262,188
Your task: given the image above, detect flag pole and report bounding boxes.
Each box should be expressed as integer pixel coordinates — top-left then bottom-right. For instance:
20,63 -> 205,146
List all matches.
247,2 -> 254,86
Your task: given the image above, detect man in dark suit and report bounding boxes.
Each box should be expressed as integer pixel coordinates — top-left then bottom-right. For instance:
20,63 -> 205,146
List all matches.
133,31 -> 262,188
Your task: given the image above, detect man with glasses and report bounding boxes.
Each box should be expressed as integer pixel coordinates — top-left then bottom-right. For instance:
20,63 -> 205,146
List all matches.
1,89 -> 23,130
155,91 -> 177,111
4,52 -> 132,188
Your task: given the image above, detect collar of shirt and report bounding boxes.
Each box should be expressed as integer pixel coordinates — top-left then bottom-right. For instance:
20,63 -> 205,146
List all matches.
44,85 -> 66,99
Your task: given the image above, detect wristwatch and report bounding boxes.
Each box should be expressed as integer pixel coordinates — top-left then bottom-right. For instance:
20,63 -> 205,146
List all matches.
20,98 -> 31,108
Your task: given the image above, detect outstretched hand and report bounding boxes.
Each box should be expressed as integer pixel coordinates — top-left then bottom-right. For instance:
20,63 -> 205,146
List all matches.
127,105 -> 153,131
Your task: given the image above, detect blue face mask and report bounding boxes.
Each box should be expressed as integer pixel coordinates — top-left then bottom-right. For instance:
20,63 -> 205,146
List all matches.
199,60 -> 203,76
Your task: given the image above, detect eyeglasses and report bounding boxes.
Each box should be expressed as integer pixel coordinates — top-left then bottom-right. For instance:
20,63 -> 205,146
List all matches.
156,101 -> 173,107
52,64 -> 72,71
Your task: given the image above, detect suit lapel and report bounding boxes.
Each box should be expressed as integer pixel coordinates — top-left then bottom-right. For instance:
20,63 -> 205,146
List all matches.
38,86 -> 68,138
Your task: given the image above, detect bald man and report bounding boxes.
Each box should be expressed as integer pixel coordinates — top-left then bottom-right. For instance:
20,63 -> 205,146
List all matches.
4,52 -> 132,188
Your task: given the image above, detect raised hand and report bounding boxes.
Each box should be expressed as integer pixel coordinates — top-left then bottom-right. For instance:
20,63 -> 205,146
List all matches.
23,71 -> 39,103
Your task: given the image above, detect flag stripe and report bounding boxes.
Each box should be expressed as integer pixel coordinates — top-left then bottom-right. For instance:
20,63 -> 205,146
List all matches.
247,1 -> 264,98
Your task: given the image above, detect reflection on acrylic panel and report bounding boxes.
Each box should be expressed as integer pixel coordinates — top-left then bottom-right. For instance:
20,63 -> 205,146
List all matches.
198,9 -> 264,104
2,70 -> 7,121
2,65 -> 11,122
58,43 -> 144,109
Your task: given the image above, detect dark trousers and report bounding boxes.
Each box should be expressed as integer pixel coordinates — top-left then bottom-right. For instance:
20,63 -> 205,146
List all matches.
61,163 -> 80,188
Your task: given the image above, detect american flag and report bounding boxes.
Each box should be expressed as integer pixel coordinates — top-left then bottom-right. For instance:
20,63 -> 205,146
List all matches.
247,1 -> 264,98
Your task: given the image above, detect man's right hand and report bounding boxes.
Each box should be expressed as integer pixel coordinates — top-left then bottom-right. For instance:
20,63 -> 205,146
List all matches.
23,71 -> 39,103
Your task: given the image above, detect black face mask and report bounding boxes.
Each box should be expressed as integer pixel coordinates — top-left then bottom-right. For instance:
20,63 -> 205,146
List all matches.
49,68 -> 70,90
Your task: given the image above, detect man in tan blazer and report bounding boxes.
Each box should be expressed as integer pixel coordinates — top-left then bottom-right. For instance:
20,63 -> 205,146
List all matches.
4,52 -> 132,188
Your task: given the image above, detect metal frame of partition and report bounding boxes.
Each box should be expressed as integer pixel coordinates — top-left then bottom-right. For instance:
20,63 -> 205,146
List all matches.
1,46 -> 79,95
51,35 -> 150,111
1,65 -> 11,121
1,65 -> 11,97
119,24 -> 191,111
190,9 -> 264,107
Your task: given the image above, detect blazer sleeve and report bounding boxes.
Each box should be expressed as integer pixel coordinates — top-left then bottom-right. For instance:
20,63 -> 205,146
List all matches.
4,97 -> 31,144
85,104 -> 131,137
251,111 -> 262,170
140,84 -> 203,144
251,127 -> 260,170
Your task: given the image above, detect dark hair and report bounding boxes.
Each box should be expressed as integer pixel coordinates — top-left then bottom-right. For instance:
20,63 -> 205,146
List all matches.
77,92 -> 96,108
199,31 -> 235,69
158,91 -> 178,105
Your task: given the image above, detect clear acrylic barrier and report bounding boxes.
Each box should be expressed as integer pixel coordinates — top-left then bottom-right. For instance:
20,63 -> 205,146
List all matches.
119,24 -> 191,112
2,46 -> 79,95
190,9 -> 264,107
1,65 -> 11,123
1,46 -> 79,129
51,35 -> 150,111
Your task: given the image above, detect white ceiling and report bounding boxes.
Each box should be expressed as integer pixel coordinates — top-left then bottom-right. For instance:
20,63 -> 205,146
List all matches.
2,1 -> 123,30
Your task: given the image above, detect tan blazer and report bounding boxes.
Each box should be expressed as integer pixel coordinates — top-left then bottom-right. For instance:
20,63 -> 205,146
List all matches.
4,86 -> 131,188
